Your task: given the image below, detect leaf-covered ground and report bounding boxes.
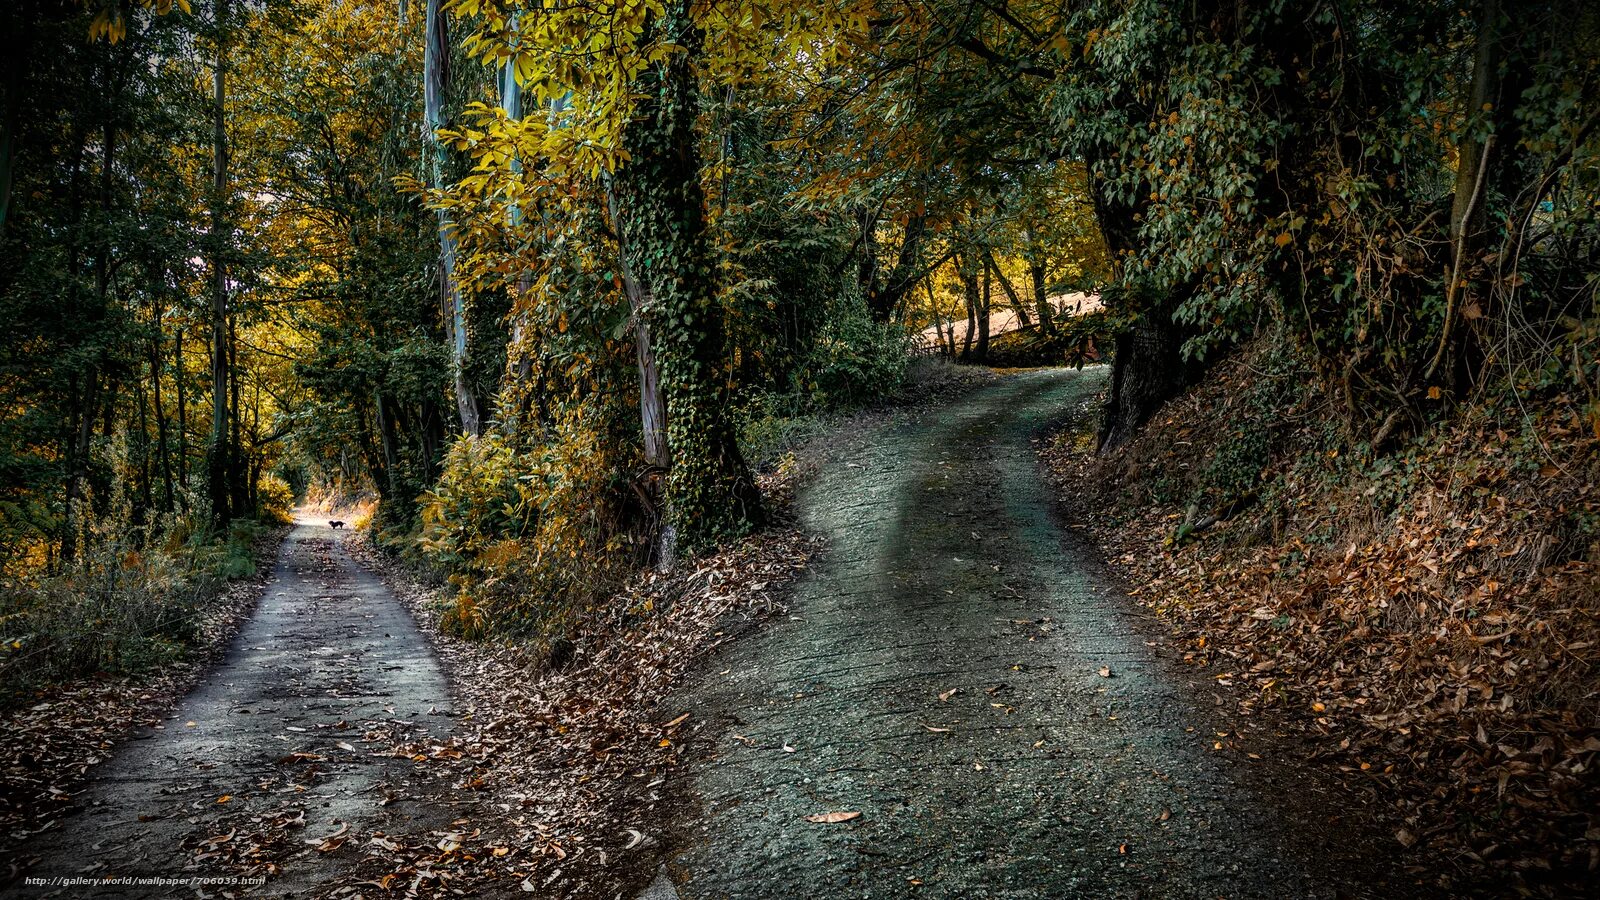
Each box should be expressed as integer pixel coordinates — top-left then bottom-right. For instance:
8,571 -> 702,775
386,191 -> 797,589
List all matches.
1039,346 -> 1600,897
334,516 -> 822,897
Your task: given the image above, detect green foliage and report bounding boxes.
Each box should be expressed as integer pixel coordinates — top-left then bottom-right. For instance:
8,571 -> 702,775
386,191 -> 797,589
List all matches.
1198,346 -> 1307,503
418,434 -> 524,577
735,295 -> 909,467
794,294 -> 910,410
0,512 -> 274,702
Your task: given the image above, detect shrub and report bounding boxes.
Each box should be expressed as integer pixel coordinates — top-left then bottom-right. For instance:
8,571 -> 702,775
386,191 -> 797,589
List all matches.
794,294 -> 909,410
0,512 -> 272,703
256,473 -> 296,525
418,400 -> 640,644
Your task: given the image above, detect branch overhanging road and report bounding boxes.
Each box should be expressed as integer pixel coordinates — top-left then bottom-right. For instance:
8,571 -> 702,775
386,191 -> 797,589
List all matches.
12,517 -> 455,898
655,368 -> 1410,900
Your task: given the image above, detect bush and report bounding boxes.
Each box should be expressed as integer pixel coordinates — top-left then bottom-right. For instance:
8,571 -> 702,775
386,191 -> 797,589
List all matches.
794,294 -> 909,410
418,400 -> 640,643
256,473 -> 296,525
984,310 -> 1117,369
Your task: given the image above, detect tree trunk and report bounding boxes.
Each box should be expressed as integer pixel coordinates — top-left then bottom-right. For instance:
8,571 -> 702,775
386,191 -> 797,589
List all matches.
605,185 -> 670,474
229,313 -> 249,517
424,0 -> 481,436
1429,0 -> 1531,388
134,365 -> 153,524
866,211 -> 929,322
61,375 -> 96,565
206,0 -> 232,526
975,259 -> 991,361
615,5 -> 761,556
500,15 -> 539,407
1090,177 -> 1199,453
958,253 -> 977,361
174,325 -> 188,497
1030,258 -> 1053,335
856,205 -> 879,310
149,313 -> 174,514
374,389 -> 398,498
1096,290 -> 1193,452
985,250 -> 1031,328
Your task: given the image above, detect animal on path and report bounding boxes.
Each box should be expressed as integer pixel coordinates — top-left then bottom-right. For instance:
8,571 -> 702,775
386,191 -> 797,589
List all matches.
329,520 -> 345,529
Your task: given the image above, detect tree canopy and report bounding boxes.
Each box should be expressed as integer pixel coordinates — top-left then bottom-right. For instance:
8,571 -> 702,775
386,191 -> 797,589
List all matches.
0,0 -> 1594,628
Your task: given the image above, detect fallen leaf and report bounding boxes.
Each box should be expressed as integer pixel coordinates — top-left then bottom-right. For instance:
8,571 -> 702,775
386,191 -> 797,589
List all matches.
804,811 -> 861,824
1098,666 -> 1112,678
938,688 -> 958,702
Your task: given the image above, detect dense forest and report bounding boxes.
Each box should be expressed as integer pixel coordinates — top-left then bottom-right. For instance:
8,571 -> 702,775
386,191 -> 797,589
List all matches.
1,0 -> 1597,896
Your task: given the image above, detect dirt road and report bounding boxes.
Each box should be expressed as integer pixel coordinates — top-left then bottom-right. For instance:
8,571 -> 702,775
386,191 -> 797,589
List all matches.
657,369 -> 1411,899
10,517 -> 454,897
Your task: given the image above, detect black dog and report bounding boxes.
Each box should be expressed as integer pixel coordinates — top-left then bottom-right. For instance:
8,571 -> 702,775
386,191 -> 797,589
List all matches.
329,520 -> 345,529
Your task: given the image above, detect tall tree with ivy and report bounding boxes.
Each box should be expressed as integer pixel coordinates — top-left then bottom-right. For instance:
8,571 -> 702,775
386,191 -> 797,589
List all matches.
436,0 -> 864,555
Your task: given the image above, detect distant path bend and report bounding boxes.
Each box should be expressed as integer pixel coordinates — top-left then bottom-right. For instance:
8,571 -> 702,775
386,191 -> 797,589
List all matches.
13,515 -> 453,898
660,368 -> 1401,900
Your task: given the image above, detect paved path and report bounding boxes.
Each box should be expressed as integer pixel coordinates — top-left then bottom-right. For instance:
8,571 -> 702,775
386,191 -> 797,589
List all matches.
659,369 -> 1400,899
10,516 -> 453,897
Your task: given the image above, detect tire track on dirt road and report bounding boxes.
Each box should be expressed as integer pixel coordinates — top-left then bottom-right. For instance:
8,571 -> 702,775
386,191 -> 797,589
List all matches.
656,368 -> 1418,900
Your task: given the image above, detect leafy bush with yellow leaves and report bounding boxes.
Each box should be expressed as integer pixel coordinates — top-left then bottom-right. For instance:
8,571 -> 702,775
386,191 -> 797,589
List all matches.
255,474 -> 296,525
419,401 -> 641,644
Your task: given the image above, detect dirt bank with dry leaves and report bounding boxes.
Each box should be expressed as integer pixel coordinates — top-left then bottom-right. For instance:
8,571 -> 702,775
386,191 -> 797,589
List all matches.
1039,344 -> 1600,897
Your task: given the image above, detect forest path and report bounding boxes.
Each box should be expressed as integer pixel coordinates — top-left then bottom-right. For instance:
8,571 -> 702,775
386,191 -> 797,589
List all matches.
657,368 -> 1398,899
11,515 -> 454,898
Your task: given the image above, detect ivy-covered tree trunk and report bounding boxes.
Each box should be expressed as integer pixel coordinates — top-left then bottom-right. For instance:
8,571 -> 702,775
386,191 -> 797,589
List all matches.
615,8 -> 762,556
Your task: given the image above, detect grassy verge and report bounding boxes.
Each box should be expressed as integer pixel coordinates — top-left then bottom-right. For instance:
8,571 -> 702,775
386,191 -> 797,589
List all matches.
0,518 -> 288,705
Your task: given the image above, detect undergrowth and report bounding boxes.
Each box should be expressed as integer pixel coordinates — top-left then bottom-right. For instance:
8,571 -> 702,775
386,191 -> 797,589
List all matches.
983,309 -> 1116,369
0,516 -> 280,703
